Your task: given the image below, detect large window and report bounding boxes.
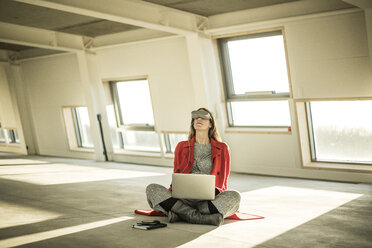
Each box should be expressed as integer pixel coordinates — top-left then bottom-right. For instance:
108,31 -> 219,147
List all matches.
306,100 -> 372,165
0,128 -> 19,144
111,79 -> 160,152
106,105 -> 121,150
62,106 -> 94,151
163,133 -> 188,153
0,128 -> 6,143
218,30 -> 291,127
72,107 -> 94,148
122,130 -> 160,152
7,129 -> 19,143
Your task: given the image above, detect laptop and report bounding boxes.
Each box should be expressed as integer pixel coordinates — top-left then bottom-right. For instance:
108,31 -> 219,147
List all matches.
172,174 -> 215,200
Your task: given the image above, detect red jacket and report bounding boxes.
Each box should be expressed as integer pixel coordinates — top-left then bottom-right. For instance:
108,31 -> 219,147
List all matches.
173,137 -> 231,192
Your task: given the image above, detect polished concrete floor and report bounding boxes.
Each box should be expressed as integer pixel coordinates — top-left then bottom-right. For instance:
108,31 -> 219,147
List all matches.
0,153 -> 371,248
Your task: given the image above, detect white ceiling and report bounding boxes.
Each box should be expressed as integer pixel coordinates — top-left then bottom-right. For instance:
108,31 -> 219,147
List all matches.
142,0 -> 301,16
0,0 -> 138,38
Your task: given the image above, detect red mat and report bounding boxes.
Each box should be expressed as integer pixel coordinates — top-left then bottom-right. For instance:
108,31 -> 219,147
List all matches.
134,209 -> 264,220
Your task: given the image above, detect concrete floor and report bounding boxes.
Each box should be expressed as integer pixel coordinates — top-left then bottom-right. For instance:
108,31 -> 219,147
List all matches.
0,154 -> 371,248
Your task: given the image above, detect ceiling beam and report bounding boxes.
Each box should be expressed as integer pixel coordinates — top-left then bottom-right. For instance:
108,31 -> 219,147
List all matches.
0,22 -> 84,52
18,49 -> 64,60
207,0 -> 357,32
15,0 -> 208,36
342,0 -> 372,9
92,28 -> 177,49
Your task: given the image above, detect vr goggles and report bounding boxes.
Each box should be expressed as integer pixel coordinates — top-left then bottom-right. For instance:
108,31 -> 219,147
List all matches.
191,110 -> 211,120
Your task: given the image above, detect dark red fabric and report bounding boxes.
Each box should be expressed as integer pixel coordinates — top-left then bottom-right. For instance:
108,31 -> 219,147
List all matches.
173,137 -> 230,193
134,209 -> 165,216
134,209 -> 264,220
226,211 -> 264,220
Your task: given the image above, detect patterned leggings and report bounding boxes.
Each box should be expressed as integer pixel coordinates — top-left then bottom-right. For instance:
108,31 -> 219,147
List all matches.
146,183 -> 241,218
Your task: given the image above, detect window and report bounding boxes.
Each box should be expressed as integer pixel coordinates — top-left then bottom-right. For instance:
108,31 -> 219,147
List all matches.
7,129 -> 19,144
62,106 -> 94,151
106,105 -> 121,149
72,107 -> 94,148
122,130 -> 160,152
0,128 -> 5,143
163,133 -> 188,153
306,100 -> 372,165
111,78 -> 160,152
218,30 -> 291,128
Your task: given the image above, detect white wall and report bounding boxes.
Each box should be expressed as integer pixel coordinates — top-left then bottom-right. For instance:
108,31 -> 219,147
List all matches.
0,65 -> 17,128
287,11 -> 372,98
97,37 -> 196,166
20,37 -> 196,165
0,64 -> 27,154
97,37 -> 195,133
21,54 -> 95,159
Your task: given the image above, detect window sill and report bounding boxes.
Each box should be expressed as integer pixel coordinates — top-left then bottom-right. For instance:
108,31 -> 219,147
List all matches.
113,149 -> 162,158
70,147 -> 95,153
225,127 -> 292,134
164,153 -> 175,159
303,162 -> 372,173
0,143 -> 21,147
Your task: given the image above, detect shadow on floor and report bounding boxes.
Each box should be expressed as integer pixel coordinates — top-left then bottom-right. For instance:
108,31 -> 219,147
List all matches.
1,155 -> 372,248
253,194 -> 372,248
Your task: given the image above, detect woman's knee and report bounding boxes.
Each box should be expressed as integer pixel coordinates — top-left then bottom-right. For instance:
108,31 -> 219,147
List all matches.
146,183 -> 157,195
225,190 -> 241,203
146,183 -> 165,196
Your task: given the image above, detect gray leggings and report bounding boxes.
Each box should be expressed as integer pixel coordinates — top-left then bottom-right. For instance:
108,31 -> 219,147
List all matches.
146,183 -> 241,218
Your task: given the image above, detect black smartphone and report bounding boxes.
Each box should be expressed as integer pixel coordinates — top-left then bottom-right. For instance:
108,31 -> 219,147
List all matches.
132,223 -> 167,230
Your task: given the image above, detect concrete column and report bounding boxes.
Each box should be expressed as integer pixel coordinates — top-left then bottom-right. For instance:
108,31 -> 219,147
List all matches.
185,33 -> 227,138
185,33 -> 211,109
365,9 -> 372,72
76,51 -> 113,161
343,0 -> 372,73
3,64 -> 29,154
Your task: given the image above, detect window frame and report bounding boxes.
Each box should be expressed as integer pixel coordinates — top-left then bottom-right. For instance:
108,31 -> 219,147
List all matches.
110,77 -> 160,153
6,129 -> 19,144
305,100 -> 372,166
71,107 -> 94,148
163,133 -> 172,154
305,102 -> 317,161
61,106 -> 94,153
110,78 -> 155,132
162,132 -> 188,154
217,28 -> 292,128
295,98 -> 372,173
0,128 -> 6,143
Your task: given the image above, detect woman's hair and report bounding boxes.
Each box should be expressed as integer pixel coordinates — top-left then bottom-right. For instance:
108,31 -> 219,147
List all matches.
188,107 -> 221,142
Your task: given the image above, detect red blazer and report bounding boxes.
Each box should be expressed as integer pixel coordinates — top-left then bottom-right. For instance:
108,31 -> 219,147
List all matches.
173,137 -> 231,192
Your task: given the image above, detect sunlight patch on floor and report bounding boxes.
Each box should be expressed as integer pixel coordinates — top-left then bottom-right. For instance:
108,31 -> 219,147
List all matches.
0,163 -> 97,176
178,186 -> 362,248
0,159 -> 49,166
0,216 -> 133,247
0,164 -> 166,185
0,201 -> 61,229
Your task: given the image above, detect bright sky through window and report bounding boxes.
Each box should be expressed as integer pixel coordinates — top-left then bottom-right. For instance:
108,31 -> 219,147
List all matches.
310,100 -> 372,163
231,101 -> 291,126
75,107 -> 93,148
116,80 -> 154,126
228,35 -> 289,94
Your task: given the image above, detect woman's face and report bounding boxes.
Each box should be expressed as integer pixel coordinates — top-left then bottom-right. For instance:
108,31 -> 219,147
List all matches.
193,117 -> 212,132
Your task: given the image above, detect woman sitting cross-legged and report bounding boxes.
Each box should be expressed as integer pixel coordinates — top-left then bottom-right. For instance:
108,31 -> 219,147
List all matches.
146,108 -> 241,226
